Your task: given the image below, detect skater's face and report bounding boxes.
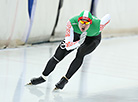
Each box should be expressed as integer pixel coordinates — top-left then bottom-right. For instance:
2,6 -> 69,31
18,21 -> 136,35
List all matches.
79,20 -> 90,32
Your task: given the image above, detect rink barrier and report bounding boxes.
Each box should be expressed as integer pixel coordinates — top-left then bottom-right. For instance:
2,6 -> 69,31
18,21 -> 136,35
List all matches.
25,0 -> 37,43
51,0 -> 64,37
4,0 -> 21,48
0,0 -> 138,49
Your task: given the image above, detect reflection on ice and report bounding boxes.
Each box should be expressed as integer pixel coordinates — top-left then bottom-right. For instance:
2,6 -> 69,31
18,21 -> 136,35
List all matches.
0,36 -> 138,102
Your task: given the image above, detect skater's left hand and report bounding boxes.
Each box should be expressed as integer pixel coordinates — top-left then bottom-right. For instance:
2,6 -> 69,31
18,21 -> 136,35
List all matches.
78,32 -> 87,45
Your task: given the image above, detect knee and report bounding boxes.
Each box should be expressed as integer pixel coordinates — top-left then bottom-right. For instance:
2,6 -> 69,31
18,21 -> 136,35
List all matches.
52,56 -> 60,63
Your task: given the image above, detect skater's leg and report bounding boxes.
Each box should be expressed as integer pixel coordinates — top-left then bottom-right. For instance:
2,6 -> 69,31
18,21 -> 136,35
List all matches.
54,34 -> 101,89
42,45 -> 73,76
42,57 -> 59,76
54,55 -> 84,89
65,34 -> 101,79
65,48 -> 85,79
28,45 -> 73,85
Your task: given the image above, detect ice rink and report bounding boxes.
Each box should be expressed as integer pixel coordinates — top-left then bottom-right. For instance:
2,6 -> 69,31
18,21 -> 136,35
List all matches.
0,35 -> 138,102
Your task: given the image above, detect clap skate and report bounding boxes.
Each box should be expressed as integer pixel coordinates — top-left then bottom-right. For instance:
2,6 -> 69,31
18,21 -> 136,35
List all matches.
54,76 -> 68,90
26,76 -> 46,85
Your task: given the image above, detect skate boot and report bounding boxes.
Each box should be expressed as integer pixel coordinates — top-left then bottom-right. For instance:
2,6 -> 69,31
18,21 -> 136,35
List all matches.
54,76 -> 68,90
26,75 -> 46,85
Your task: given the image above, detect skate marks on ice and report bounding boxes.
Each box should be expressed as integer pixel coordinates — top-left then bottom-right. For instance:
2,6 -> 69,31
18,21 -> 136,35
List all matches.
25,84 -> 67,102
25,86 -> 45,97
25,84 -> 138,102
1,36 -> 138,102
80,86 -> 138,102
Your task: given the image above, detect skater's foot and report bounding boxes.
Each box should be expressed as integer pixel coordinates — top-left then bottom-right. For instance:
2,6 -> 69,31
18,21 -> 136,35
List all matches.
27,75 -> 46,85
55,76 -> 68,90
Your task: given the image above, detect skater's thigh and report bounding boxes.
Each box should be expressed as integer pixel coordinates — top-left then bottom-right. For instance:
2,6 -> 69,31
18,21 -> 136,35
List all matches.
77,39 -> 101,57
54,45 -> 73,61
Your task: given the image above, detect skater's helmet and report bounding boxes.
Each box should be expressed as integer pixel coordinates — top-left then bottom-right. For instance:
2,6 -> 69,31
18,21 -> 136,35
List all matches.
78,10 -> 93,24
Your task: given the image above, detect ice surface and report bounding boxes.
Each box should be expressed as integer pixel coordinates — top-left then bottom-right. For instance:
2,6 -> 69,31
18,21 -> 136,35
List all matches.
0,35 -> 138,102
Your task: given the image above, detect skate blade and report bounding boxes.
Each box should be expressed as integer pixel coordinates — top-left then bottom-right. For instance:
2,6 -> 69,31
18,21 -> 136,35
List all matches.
25,82 -> 32,86
53,87 -> 60,91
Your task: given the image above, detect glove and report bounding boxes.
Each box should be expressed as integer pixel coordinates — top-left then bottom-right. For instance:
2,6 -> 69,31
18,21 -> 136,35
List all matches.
60,40 -> 66,49
78,32 -> 87,45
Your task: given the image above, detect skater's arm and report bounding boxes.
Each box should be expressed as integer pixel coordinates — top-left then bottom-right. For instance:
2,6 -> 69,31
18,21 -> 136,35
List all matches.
100,14 -> 111,31
65,21 -> 80,50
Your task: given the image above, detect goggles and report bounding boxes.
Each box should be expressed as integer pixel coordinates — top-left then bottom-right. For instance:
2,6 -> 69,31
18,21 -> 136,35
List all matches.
80,20 -> 90,25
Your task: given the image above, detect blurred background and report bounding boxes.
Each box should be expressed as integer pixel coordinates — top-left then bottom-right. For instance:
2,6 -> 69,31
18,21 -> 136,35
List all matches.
0,0 -> 138,49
